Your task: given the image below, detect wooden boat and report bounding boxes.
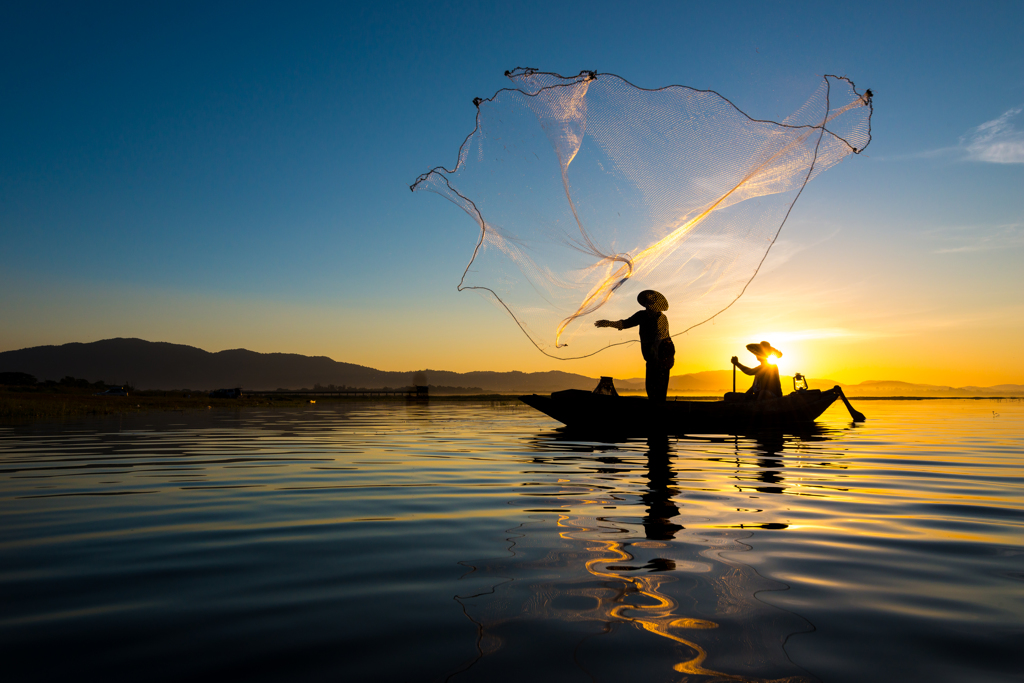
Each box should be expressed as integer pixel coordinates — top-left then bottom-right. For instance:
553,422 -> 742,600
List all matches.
519,386 -> 854,435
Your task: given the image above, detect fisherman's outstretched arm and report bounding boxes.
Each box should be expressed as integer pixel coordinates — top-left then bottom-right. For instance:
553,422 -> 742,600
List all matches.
596,310 -> 645,331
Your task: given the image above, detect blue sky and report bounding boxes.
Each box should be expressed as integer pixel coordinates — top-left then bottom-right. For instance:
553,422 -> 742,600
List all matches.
2,1 -> 1022,384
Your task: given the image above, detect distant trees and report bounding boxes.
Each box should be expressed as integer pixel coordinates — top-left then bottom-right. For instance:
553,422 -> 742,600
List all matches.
60,376 -> 99,389
0,372 -> 37,386
0,373 -> 119,391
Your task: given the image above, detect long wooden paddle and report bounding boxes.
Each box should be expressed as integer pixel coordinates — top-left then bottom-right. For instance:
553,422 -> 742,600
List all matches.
836,386 -> 866,422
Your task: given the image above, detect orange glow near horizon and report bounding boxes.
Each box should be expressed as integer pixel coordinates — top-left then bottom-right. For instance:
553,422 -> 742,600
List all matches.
3,271 -> 1022,388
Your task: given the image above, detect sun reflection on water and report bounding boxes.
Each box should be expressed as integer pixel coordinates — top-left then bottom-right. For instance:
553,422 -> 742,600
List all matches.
442,431 -> 826,682
1,400 -> 1022,681
571,530 -> 727,678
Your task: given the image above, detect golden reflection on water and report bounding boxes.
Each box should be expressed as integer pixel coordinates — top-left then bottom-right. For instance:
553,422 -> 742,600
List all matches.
575,531 -> 724,678
3,400 -> 1022,682
448,426 -> 818,681
554,437 -> 735,679
550,513 -> 808,683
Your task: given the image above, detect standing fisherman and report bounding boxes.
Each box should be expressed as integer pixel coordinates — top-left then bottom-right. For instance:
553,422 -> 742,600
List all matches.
595,290 -> 675,401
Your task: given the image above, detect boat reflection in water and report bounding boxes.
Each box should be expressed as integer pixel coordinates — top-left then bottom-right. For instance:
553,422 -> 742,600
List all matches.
443,428 -> 834,682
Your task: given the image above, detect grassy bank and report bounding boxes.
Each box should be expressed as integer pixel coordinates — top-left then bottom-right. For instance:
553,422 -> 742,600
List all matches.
0,391 -> 318,420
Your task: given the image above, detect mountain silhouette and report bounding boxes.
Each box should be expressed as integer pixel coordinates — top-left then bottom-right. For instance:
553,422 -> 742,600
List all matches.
0,338 -> 615,392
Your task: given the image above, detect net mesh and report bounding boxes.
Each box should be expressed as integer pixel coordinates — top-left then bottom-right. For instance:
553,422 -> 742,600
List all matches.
412,68 -> 872,359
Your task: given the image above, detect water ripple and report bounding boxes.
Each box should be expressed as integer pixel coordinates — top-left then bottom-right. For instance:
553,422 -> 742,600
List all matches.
0,399 -> 1021,682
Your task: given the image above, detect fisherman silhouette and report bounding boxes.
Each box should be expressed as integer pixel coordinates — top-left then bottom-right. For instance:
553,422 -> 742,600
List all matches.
595,290 -> 675,401
731,341 -> 783,400
642,435 -> 684,541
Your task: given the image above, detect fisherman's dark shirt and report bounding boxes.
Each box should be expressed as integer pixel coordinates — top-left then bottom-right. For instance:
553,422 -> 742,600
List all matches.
752,364 -> 783,398
621,309 -> 671,362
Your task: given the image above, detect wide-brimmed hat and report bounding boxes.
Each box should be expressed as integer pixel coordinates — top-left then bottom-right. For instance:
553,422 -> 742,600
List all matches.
746,340 -> 782,359
637,290 -> 669,311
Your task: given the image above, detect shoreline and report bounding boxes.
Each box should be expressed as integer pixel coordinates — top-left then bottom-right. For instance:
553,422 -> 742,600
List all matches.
1,390 -> 1020,423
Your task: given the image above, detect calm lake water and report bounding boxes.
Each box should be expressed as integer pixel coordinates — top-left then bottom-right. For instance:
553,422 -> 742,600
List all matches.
1,399 -> 1022,682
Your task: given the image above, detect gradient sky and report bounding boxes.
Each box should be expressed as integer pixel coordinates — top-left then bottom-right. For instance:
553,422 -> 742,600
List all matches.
2,1 -> 1022,386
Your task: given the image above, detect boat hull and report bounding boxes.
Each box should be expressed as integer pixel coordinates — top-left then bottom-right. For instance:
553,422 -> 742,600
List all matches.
519,387 -> 841,435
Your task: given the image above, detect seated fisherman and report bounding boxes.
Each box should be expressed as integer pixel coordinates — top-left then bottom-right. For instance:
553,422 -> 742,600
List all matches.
594,290 -> 675,402
731,341 -> 783,400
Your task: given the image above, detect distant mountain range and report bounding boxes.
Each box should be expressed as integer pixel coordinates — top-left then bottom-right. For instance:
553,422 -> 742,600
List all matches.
1,338 -> 1022,397
0,338 -> 605,393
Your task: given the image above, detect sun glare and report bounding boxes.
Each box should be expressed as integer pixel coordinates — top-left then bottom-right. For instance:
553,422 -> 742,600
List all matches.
767,354 -> 778,365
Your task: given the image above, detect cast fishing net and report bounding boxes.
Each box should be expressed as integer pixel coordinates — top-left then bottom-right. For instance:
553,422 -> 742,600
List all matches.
412,68 -> 872,359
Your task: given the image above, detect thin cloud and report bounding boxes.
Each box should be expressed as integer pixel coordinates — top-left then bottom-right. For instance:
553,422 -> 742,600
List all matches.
877,106 -> 1024,163
872,146 -> 959,162
763,327 -> 896,343
960,106 -> 1024,164
760,227 -> 841,271
897,303 -> 1024,333
930,222 -> 1024,253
